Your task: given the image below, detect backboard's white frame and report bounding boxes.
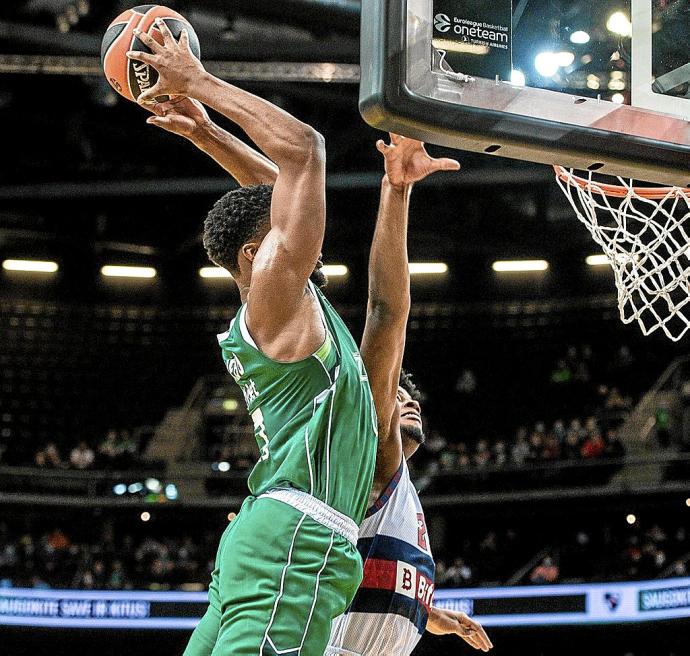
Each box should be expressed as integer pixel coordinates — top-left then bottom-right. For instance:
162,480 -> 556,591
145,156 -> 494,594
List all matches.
631,0 -> 690,121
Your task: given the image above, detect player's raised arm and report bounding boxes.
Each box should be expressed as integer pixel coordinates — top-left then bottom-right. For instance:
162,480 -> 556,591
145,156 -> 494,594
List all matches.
360,135 -> 459,471
129,21 -> 325,346
146,97 -> 278,187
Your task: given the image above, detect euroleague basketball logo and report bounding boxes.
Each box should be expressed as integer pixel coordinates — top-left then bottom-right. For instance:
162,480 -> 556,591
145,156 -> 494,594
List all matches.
434,13 -> 451,33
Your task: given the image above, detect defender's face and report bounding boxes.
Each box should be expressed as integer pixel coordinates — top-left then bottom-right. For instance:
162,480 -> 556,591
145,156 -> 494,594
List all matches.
397,386 -> 422,430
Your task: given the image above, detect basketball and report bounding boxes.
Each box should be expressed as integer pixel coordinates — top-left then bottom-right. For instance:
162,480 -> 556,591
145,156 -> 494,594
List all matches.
101,4 -> 201,103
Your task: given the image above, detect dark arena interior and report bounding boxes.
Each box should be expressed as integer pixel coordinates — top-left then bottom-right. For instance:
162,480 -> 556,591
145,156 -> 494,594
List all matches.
1,1 -> 690,655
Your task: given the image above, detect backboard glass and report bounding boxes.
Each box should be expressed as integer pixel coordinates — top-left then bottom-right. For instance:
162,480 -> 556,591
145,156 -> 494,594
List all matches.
360,0 -> 690,186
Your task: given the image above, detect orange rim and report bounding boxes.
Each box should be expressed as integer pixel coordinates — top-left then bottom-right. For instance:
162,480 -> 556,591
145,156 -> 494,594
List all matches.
553,166 -> 685,200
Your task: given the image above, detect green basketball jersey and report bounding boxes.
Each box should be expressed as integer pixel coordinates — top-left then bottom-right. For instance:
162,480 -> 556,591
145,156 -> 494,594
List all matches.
217,281 -> 378,525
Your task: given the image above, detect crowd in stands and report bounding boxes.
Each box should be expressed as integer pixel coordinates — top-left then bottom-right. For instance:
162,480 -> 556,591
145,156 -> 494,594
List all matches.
30,429 -> 143,471
2,516 -> 687,592
432,518 -> 689,588
0,521 -> 216,591
415,417 -> 626,477
411,343 -> 637,480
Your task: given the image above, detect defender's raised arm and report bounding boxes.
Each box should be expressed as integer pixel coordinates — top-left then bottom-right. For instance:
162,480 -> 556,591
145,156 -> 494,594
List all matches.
360,135 -> 459,475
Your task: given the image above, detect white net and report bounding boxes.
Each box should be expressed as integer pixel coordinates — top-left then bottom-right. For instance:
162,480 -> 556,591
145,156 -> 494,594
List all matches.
555,167 -> 690,341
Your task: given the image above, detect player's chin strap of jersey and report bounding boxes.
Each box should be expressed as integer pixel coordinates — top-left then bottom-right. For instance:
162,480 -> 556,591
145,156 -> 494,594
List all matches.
260,488 -> 359,546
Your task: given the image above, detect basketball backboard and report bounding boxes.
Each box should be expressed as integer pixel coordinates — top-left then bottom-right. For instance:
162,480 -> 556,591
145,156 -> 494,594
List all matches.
360,0 -> 690,186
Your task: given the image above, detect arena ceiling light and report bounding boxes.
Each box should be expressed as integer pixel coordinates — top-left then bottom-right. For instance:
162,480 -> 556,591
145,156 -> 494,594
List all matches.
199,266 -> 233,279
101,265 -> 157,279
492,260 -> 549,272
322,264 -> 349,277
2,259 -> 59,273
586,254 -> 609,266
409,262 -> 448,275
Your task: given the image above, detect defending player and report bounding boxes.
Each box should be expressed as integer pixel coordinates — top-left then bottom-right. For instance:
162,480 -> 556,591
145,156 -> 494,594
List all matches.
127,22 -> 378,655
326,135 -> 493,654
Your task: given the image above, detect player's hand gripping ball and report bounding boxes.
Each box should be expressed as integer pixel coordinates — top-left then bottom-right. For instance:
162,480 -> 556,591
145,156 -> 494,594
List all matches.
101,4 -> 201,103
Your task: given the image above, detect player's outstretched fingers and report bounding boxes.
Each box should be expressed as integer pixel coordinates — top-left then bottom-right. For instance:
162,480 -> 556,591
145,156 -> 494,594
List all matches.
431,157 -> 462,172
126,50 -> 157,66
469,622 -> 493,651
132,28 -> 164,53
154,18 -> 175,46
138,86 -> 164,105
389,133 -> 404,145
179,28 -> 191,52
146,115 -> 169,126
376,139 -> 393,155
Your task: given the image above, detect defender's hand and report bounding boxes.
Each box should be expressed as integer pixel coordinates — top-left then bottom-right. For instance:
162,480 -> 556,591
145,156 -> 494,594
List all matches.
127,18 -> 204,104
377,133 -> 460,190
146,97 -> 212,139
427,608 -> 493,652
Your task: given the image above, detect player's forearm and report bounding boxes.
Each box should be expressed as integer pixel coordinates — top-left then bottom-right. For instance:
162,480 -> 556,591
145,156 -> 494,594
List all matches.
425,606 -> 445,635
191,122 -> 278,187
426,606 -> 459,636
189,72 -> 324,170
367,176 -> 412,323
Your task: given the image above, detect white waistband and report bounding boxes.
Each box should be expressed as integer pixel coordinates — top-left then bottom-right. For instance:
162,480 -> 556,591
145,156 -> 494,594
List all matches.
259,488 -> 359,546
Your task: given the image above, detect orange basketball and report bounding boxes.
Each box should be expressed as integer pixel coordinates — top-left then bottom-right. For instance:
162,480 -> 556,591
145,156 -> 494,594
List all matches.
101,4 -> 201,103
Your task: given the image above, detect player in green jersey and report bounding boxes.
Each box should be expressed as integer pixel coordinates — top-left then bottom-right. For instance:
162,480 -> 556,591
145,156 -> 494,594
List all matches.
129,24 -> 377,655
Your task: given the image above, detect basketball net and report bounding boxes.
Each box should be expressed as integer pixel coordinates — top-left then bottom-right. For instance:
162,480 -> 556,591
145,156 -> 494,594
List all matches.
554,166 -> 690,341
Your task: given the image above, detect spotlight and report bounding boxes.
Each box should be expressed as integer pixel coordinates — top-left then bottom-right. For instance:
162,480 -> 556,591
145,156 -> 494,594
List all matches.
409,262 -> 448,275
3,259 -> 58,273
626,513 -> 636,525
534,52 -> 559,77
321,264 -> 349,277
607,12 -> 632,37
199,267 -> 232,279
586,255 -> 609,266
555,52 -> 575,67
570,31 -> 590,44
101,265 -> 156,279
164,484 -> 178,501
141,512 -> 151,522
492,260 -> 549,272
145,478 -> 162,494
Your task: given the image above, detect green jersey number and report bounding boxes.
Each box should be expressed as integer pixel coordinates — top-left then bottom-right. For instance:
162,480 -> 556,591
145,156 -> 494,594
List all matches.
251,408 -> 270,462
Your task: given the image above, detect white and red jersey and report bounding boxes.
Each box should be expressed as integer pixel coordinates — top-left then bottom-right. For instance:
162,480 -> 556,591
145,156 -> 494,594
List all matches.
326,459 -> 435,656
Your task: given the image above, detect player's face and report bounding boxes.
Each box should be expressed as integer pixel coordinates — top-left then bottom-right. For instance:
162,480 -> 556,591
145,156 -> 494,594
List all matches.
397,386 -> 422,429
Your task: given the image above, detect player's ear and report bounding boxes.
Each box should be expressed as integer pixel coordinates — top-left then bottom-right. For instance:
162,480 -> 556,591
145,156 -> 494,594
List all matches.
240,242 -> 259,265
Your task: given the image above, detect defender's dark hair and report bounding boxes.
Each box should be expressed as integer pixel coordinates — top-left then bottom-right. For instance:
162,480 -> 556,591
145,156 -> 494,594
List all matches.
399,368 -> 422,402
203,184 -> 273,273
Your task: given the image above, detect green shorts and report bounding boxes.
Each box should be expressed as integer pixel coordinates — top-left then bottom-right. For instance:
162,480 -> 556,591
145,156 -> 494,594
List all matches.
183,493 -> 363,656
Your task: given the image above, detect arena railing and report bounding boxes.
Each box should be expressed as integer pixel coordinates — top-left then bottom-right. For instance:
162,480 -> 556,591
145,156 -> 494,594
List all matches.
0,451 -> 689,506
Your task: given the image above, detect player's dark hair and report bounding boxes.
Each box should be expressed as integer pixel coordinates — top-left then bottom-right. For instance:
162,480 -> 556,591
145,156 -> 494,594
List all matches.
203,184 -> 273,274
399,368 -> 422,402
